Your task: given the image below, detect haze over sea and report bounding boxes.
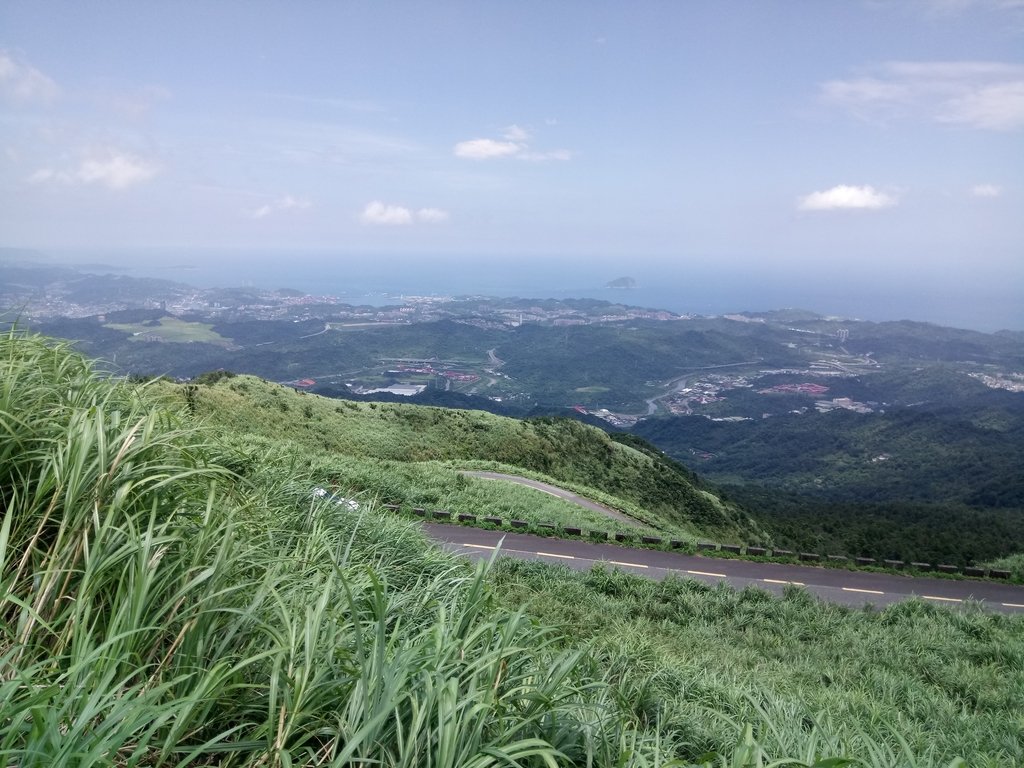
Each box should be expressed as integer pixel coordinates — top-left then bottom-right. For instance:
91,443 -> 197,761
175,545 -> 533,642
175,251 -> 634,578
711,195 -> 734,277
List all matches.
57,249 -> 1022,334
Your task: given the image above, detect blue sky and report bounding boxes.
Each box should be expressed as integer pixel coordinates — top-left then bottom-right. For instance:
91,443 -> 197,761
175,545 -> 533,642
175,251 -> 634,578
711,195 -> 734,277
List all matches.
1,0 -> 1022,316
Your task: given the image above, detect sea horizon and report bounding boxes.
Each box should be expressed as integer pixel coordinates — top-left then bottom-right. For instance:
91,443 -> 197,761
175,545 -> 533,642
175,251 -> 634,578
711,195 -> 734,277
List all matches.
16,247 -> 1024,334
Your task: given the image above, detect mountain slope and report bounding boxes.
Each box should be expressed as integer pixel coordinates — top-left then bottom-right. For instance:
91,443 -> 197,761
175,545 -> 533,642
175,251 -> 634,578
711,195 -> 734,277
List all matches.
158,374 -> 764,541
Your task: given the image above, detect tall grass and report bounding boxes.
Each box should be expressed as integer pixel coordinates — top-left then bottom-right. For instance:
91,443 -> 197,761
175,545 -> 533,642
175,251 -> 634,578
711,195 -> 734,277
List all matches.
491,558 -> 1023,766
0,330 -> 615,766
2,329 -> 988,766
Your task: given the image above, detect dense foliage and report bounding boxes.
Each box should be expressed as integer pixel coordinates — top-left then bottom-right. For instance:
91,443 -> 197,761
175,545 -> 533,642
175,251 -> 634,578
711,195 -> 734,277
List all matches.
634,398 -> 1024,562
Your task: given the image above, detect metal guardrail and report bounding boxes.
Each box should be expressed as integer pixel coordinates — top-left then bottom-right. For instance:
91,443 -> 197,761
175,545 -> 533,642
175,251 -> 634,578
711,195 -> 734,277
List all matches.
381,504 -> 1013,581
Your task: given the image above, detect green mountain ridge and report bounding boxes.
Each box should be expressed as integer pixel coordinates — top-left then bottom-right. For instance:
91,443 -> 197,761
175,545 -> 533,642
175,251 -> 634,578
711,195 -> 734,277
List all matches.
161,373 -> 762,542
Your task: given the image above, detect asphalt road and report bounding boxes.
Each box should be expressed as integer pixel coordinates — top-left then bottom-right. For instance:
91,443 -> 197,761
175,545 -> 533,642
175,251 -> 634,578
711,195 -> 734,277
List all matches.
459,471 -> 640,526
424,523 -> 1024,614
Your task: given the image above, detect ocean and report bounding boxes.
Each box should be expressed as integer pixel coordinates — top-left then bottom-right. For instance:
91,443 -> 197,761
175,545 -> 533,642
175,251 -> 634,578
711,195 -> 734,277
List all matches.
46,248 -> 1024,333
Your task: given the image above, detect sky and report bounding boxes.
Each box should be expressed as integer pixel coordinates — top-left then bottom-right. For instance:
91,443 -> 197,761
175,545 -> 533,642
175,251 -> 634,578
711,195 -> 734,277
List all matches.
1,1 -> 1022,326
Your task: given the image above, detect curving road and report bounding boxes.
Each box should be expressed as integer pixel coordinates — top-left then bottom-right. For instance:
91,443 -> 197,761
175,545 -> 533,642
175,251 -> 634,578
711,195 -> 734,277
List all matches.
459,471 -> 640,526
424,524 -> 1024,614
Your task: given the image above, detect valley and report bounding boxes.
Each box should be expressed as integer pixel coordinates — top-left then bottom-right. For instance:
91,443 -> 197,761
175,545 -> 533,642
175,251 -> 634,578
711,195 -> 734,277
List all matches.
7,261 -> 1022,570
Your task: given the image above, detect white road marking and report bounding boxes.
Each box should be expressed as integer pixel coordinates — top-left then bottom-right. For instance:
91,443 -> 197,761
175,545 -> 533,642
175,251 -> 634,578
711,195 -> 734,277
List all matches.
448,540 -> 1024,612
526,486 -> 563,499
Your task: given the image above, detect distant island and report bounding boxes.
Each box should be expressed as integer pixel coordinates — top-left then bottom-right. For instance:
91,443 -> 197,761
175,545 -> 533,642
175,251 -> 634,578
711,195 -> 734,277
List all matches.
606,276 -> 636,289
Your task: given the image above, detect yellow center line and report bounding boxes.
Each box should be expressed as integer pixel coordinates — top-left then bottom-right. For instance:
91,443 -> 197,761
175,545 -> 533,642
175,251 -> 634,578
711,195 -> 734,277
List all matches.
687,569 -> 727,578
1003,602 -> 1024,609
922,595 -> 962,603
463,543 -> 496,550
537,551 -> 575,560
609,560 -> 649,569
763,578 -> 804,586
842,587 -> 885,595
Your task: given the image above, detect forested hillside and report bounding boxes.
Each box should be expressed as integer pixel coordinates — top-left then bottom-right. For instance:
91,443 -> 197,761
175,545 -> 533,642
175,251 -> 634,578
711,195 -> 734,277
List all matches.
635,394 -> 1024,563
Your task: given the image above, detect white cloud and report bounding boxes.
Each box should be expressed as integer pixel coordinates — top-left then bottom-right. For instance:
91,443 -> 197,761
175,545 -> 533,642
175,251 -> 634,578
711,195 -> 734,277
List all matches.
416,207 -> 449,223
939,80 -> 1024,130
453,138 -> 523,159
247,195 -> 312,219
503,124 -> 530,142
822,61 -> 1024,131
77,153 -> 158,189
971,183 -> 1002,197
27,168 -> 56,184
360,201 -> 449,225
28,149 -> 159,190
360,201 -> 413,225
278,195 -> 311,210
453,126 -> 571,162
0,50 -> 60,103
798,185 -> 898,211
917,0 -> 1024,16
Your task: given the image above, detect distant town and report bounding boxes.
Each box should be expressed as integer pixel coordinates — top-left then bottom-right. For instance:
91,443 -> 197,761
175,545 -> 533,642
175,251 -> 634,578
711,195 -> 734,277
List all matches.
3,258 -> 1022,425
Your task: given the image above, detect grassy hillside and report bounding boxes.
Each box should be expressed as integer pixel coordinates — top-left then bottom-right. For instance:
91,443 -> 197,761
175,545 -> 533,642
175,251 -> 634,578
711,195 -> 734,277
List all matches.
158,374 -> 762,542
494,559 -> 1024,765
5,329 -> 1024,766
